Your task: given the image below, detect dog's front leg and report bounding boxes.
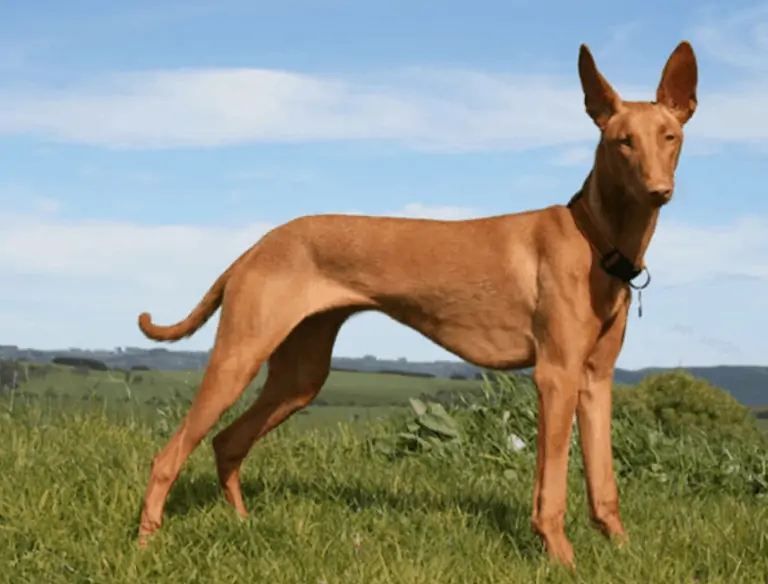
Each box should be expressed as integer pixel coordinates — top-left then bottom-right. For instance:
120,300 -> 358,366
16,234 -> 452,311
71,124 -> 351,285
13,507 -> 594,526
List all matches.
530,359 -> 580,569
578,308 -> 629,544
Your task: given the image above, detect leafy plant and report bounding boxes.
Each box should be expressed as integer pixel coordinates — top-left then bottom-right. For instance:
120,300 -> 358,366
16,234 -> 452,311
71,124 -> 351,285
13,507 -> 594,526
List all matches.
370,397 -> 461,457
371,371 -> 768,498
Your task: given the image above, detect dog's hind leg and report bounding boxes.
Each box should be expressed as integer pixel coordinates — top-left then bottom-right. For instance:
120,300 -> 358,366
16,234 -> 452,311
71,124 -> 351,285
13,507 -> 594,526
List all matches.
212,307 -> 353,517
138,342 -> 265,545
137,284 -> 311,545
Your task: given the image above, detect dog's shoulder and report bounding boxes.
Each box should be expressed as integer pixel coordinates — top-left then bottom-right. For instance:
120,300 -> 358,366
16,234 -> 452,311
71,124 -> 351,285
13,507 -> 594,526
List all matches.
535,204 -> 581,239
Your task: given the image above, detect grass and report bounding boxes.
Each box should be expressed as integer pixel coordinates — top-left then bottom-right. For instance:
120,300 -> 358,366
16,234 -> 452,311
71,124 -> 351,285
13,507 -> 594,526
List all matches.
1,372 -> 767,583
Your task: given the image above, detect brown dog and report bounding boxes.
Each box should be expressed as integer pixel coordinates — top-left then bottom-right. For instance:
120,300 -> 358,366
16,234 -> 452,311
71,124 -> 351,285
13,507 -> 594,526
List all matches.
136,42 -> 698,568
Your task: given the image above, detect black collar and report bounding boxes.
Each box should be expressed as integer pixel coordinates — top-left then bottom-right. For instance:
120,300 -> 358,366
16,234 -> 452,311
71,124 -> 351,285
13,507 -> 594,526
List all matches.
567,189 -> 644,283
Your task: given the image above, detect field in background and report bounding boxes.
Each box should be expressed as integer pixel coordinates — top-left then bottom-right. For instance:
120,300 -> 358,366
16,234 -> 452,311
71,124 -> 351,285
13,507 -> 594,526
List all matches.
4,361 -> 766,434
1,363 -> 485,433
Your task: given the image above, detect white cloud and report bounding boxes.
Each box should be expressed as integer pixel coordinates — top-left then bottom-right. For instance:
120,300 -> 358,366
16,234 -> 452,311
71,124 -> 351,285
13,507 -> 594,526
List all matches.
0,68 -> 592,152
596,20 -> 646,58
0,54 -> 764,153
648,215 -> 768,285
389,203 -> 481,220
331,203 -> 481,221
0,6 -> 764,159
689,4 -> 768,72
551,146 -> 593,167
30,197 -> 62,214
0,210 -> 273,291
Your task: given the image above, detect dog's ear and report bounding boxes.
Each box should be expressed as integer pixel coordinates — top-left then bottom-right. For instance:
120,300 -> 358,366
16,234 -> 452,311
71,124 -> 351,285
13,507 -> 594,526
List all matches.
578,43 -> 621,130
656,41 -> 698,126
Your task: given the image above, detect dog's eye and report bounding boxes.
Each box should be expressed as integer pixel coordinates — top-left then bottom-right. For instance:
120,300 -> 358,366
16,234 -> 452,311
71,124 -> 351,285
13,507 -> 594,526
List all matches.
618,135 -> 633,148
665,133 -> 676,142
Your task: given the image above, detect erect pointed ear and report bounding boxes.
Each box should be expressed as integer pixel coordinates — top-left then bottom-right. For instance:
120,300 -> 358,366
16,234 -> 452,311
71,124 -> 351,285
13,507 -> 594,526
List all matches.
578,43 -> 622,130
656,41 -> 698,125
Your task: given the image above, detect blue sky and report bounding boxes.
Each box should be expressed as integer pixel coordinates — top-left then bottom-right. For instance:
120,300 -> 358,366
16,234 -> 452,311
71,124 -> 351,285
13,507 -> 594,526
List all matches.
1,0 -> 767,369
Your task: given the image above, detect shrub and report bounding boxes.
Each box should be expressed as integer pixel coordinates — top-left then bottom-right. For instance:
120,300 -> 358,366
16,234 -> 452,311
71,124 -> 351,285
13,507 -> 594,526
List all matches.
371,372 -> 768,498
614,370 -> 762,443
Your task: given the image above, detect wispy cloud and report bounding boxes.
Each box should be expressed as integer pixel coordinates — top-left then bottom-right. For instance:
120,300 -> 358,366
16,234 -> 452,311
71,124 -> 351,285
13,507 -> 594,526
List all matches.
30,197 -> 62,214
389,203 -> 481,220
551,146 -> 593,167
649,215 -> 768,285
0,68 -> 589,151
668,324 -> 743,358
0,53 -> 766,153
330,203 -> 482,221
689,4 -> 768,72
593,19 -> 648,64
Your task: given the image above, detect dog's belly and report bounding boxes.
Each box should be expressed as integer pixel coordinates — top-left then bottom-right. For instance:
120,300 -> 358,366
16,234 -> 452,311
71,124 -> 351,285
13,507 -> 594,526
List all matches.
380,298 -> 537,371
423,322 -> 536,371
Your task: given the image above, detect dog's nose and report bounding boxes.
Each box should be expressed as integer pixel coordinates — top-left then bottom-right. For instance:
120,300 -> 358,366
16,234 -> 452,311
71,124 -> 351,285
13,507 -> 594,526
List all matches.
647,186 -> 672,204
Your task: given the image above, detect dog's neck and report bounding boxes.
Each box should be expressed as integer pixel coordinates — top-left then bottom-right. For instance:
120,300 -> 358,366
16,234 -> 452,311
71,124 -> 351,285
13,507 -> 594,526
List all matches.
582,151 -> 661,270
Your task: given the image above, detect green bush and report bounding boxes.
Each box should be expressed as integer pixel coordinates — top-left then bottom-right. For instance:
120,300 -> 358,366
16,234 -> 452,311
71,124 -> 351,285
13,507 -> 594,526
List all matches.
614,370 -> 762,443
371,372 -> 768,498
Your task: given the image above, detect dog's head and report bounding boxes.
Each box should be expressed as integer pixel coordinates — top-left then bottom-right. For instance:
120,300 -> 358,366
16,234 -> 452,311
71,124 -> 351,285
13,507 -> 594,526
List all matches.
577,41 -> 698,208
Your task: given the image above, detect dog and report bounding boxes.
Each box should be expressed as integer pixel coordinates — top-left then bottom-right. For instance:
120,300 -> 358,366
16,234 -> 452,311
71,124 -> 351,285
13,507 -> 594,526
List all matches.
136,41 -> 698,569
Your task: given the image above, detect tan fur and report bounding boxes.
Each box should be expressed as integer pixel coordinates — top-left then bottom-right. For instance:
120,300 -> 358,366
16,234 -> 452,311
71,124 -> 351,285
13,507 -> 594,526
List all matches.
136,41 -> 698,569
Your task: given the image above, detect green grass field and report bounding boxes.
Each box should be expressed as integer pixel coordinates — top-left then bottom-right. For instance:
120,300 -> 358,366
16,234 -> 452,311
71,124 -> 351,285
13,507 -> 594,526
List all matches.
9,362 -> 479,412
1,365 -> 767,583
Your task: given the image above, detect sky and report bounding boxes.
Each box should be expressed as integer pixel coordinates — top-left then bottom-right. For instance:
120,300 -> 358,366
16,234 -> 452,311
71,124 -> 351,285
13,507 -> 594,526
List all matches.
0,0 -> 766,370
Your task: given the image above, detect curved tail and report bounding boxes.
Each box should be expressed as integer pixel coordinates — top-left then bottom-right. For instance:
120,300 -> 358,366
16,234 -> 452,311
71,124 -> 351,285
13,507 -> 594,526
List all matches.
137,266 -> 232,342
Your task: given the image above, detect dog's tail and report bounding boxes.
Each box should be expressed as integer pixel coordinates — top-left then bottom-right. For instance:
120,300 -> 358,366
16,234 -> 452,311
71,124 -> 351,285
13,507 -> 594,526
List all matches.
137,265 -> 233,342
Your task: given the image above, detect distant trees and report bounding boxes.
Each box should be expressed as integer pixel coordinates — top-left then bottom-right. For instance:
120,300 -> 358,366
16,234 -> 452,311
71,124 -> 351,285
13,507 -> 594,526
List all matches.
374,369 -> 435,379
52,356 -> 108,371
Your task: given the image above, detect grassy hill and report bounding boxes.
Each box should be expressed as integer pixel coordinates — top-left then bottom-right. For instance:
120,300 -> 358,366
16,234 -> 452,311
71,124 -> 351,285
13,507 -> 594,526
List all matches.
1,345 -> 766,407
